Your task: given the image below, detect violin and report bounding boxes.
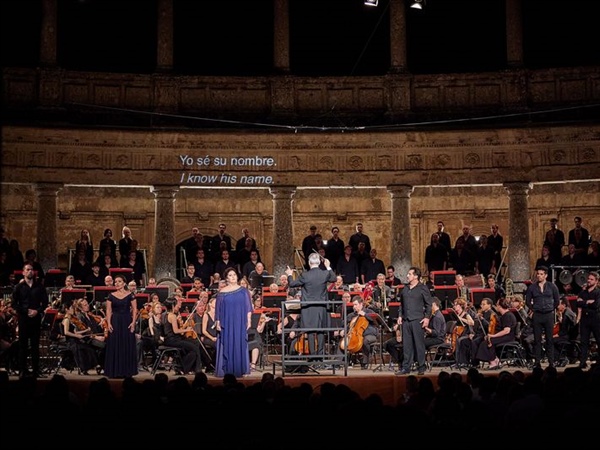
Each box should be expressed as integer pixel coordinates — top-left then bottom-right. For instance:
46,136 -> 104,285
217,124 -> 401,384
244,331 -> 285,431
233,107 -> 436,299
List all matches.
178,315 -> 198,340
70,314 -> 88,332
89,312 -> 109,338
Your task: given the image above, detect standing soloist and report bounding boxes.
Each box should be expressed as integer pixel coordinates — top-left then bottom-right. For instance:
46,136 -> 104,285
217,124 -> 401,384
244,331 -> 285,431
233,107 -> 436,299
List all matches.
396,266 -> 432,376
12,263 -> 49,378
215,267 -> 253,378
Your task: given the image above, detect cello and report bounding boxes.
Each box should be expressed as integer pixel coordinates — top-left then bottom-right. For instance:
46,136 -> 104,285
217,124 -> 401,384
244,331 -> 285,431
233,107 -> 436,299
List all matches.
339,314 -> 368,353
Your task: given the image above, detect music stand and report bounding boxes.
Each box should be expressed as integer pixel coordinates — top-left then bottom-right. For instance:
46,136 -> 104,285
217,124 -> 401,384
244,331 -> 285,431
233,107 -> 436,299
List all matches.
434,285 -> 459,309
367,312 -> 392,373
180,299 -> 196,316
144,285 -> 170,303
261,292 -> 287,308
387,301 -> 400,328
180,283 -> 193,295
469,288 -> 495,308
250,274 -> 276,292
109,267 -> 133,283
430,270 -> 456,286
45,269 -> 67,289
60,288 -> 87,307
93,286 -> 117,306
134,293 -> 150,311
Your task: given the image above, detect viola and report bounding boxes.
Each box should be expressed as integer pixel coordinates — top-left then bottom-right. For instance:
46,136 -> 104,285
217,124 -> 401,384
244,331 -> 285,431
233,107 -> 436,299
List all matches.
339,314 -> 368,353
488,312 -> 499,335
178,315 -> 198,340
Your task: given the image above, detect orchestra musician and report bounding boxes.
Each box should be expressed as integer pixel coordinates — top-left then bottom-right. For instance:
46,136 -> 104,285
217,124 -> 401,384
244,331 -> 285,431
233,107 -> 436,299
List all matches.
474,297 -> 517,370
337,295 -> 378,369
553,297 -> 578,365
200,295 -> 217,372
424,297 -> 446,351
383,315 -> 403,371
162,297 -> 203,374
455,297 -> 496,368
510,295 -> 534,362
61,302 -> 99,375
74,298 -> 106,370
371,273 -> 394,315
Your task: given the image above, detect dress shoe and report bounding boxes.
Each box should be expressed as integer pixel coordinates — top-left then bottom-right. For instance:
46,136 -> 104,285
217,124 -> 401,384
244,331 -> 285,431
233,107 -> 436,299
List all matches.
578,363 -> 588,370
417,368 -> 426,375
395,369 -> 410,376
360,364 -> 368,370
33,371 -> 48,379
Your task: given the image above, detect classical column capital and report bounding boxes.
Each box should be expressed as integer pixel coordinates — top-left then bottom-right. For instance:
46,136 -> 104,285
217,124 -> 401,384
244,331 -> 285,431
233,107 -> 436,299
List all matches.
387,184 -> 414,198
503,181 -> 533,196
269,186 -> 296,199
150,185 -> 179,199
34,182 -> 63,197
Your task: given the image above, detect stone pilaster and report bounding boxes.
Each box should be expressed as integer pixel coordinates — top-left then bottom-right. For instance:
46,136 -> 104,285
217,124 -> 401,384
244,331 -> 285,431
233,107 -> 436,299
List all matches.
506,0 -> 524,68
151,185 -> 178,281
34,183 -> 63,272
389,0 -> 407,73
156,0 -> 174,72
273,0 -> 290,73
40,0 -> 57,67
504,181 -> 532,289
269,186 -> 296,278
388,184 -> 414,279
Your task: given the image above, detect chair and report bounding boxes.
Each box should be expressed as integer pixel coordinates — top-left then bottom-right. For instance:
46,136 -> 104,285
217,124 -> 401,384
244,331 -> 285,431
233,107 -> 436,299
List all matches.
496,341 -> 528,368
426,320 -> 456,371
150,345 -> 183,375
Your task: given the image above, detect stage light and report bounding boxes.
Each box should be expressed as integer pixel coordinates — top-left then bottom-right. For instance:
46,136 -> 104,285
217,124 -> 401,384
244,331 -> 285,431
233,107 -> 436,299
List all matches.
410,0 -> 425,10
364,0 -> 378,7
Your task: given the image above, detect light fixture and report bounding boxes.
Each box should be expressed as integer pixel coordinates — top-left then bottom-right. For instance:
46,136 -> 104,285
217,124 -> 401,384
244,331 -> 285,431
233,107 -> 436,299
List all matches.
410,0 -> 425,10
364,0 -> 378,7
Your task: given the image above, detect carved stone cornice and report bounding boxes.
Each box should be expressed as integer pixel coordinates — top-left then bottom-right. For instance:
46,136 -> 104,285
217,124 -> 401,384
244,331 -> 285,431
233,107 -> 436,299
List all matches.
1,124 -> 599,188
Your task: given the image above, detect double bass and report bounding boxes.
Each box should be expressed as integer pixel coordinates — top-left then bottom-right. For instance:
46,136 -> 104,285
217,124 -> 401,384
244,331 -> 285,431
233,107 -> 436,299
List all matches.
339,314 -> 368,353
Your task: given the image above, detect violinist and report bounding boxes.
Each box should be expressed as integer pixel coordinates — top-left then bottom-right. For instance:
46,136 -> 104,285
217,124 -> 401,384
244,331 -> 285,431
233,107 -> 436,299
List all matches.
337,295 -> 378,369
200,295 -> 217,371
450,297 -> 475,357
553,297 -> 578,365
248,297 -> 275,371
162,297 -> 203,374
74,299 -> 106,371
474,297 -> 517,369
510,295 -> 534,361
423,297 -> 446,351
455,297 -> 495,368
61,302 -> 99,375
140,301 -> 165,366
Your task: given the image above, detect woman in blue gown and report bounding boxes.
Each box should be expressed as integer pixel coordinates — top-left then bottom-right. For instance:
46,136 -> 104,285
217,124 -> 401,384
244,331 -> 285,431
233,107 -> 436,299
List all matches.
215,267 -> 252,378
103,274 -> 138,378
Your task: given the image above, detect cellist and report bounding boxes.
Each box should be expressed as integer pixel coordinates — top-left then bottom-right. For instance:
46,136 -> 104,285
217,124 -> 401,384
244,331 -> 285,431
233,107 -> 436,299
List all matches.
337,295 -> 378,369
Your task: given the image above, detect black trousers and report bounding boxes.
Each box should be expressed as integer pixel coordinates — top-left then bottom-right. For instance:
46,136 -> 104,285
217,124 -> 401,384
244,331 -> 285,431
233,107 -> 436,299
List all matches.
17,315 -> 42,374
532,311 -> 555,365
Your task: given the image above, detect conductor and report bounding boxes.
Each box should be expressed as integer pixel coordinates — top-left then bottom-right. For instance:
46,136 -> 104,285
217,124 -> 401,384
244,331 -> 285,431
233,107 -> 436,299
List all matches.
285,253 -> 337,357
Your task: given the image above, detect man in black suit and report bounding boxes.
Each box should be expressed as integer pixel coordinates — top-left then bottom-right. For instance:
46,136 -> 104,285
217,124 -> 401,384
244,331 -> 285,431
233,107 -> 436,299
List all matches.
285,252 -> 337,358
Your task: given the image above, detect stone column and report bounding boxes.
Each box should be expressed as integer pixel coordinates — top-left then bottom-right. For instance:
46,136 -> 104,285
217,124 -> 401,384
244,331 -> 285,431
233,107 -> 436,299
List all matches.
40,0 -> 57,67
506,0 -> 523,68
273,0 -> 290,73
269,186 -> 296,278
156,0 -> 174,72
151,185 -> 179,281
504,182 -> 532,290
388,184 -> 414,279
34,183 -> 63,271
389,0 -> 408,73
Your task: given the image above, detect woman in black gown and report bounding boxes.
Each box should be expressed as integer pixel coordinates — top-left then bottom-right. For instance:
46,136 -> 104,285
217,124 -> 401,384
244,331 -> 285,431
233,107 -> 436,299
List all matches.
104,274 -> 138,378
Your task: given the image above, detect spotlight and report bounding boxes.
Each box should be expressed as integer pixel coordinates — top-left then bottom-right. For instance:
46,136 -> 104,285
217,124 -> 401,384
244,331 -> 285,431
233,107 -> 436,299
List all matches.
410,0 -> 425,9
364,0 -> 378,6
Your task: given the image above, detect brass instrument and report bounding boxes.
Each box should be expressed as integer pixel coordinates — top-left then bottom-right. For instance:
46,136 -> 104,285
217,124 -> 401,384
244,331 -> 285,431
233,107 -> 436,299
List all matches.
504,278 -> 514,299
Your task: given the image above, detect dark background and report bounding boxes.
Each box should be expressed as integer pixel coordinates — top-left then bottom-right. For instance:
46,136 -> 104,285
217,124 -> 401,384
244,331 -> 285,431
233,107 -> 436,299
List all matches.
2,0 -> 598,75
